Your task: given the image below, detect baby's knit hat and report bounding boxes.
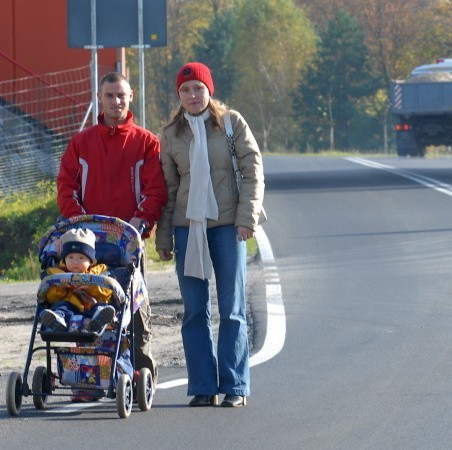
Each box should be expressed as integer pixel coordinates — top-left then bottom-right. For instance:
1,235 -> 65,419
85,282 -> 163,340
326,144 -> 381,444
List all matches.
60,228 -> 96,263
176,62 -> 215,96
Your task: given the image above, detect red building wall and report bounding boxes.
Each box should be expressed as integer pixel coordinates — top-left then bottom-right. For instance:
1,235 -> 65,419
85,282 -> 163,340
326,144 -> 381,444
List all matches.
0,0 -> 119,81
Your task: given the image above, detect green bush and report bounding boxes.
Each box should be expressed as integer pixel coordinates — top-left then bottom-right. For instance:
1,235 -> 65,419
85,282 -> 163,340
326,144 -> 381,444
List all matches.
0,181 -> 60,281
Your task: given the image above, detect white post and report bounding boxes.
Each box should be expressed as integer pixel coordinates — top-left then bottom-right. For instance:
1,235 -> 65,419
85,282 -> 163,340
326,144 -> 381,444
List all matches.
138,0 -> 145,128
90,0 -> 99,125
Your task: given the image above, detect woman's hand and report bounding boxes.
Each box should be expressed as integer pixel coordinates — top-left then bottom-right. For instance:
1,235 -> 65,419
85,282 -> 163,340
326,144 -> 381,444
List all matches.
158,249 -> 173,261
237,226 -> 254,241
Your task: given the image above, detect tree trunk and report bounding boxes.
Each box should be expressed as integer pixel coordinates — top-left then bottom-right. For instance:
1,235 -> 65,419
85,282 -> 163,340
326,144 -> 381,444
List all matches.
328,93 -> 335,151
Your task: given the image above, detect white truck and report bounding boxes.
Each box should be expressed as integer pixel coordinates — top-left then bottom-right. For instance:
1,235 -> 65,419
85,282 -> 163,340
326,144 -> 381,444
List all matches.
390,58 -> 452,156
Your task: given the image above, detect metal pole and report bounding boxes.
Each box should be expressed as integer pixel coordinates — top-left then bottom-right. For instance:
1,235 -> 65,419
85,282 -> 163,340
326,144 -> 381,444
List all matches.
138,0 -> 145,128
79,102 -> 93,132
90,0 -> 99,124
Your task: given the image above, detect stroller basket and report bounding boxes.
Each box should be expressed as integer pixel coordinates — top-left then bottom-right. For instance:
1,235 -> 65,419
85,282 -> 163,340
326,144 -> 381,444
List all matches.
56,330 -> 131,390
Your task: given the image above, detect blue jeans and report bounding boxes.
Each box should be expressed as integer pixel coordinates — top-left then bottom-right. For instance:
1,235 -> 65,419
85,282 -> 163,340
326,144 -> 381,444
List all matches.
40,301 -> 105,330
174,225 -> 250,396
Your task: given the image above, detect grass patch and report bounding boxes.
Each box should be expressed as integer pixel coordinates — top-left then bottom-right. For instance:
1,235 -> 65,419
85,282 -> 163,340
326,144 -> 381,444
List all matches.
264,149 -> 398,157
0,181 -> 59,281
246,236 -> 258,259
145,237 -> 174,272
264,147 -> 452,158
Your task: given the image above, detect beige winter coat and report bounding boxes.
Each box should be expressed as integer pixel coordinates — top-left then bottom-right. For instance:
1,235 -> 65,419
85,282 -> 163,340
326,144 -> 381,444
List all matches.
155,108 -> 265,251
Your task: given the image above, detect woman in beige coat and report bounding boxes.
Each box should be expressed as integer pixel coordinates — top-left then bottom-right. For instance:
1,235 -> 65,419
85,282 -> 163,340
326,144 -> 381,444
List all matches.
156,62 -> 265,407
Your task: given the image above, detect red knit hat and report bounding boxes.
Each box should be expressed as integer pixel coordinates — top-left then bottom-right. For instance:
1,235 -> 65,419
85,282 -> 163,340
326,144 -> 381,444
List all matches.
176,62 -> 215,96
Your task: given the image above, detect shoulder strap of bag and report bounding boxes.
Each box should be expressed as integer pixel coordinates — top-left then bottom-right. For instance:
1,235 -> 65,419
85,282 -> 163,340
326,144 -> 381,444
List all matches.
224,111 -> 233,138
224,111 -> 242,191
225,112 -> 267,225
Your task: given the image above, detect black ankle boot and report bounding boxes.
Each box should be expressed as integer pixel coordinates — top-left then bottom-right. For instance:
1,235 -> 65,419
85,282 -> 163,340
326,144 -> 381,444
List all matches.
220,395 -> 247,407
189,395 -> 219,407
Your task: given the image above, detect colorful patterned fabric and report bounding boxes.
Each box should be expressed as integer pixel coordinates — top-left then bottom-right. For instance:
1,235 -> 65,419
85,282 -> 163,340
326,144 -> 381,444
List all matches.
38,215 -> 147,313
39,214 -> 144,267
58,352 -> 112,389
56,332 -> 133,389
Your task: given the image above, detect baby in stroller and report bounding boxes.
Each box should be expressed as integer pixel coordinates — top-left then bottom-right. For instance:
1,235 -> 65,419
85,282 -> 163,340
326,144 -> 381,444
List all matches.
6,215 -> 153,418
40,228 -> 116,333
38,215 -> 149,411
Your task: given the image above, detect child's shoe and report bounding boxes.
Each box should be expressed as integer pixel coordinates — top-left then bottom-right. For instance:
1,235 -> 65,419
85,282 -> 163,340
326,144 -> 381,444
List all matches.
87,305 -> 115,332
40,309 -> 67,332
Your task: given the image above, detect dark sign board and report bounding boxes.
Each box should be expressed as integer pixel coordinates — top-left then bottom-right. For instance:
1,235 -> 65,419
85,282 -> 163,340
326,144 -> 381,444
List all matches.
67,0 -> 167,48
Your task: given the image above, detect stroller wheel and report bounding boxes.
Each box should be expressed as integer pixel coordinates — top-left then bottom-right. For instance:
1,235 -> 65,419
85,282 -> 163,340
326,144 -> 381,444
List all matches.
32,366 -> 50,409
6,372 -> 23,416
116,373 -> 133,418
136,368 -> 153,411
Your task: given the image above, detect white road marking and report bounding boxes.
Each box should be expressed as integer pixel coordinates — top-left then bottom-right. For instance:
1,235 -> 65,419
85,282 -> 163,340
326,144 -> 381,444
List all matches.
157,378 -> 188,390
249,226 -> 285,367
347,157 -> 452,196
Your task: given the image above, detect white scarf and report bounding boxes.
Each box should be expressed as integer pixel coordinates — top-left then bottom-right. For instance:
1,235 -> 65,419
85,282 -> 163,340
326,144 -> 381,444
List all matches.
184,109 -> 218,279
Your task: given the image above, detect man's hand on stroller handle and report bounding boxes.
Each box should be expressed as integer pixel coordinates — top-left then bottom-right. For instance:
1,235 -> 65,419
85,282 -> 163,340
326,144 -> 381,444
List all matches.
129,217 -> 150,235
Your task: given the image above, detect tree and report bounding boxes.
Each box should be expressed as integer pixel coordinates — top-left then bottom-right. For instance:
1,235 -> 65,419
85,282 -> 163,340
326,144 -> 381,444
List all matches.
298,0 -> 448,81
293,9 -> 377,151
127,0 -> 217,130
192,8 -> 237,102
360,89 -> 391,153
352,0 -> 432,82
231,0 -> 317,151
408,1 -> 452,67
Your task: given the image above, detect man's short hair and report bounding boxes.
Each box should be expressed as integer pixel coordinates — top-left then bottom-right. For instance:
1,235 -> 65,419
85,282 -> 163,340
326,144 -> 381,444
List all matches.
99,72 -> 129,87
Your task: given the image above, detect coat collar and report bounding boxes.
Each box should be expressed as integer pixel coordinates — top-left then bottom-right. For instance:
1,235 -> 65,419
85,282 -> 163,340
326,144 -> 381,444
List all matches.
97,111 -> 134,136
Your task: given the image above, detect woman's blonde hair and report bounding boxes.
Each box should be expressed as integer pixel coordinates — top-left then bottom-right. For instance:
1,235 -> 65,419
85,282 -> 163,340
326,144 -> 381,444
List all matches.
164,98 -> 228,137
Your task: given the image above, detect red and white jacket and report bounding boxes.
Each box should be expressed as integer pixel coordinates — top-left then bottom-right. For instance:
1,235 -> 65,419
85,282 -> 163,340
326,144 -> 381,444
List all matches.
57,112 -> 167,230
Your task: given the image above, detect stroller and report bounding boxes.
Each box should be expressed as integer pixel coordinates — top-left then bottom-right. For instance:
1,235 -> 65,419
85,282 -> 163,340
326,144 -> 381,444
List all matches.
6,214 -> 153,418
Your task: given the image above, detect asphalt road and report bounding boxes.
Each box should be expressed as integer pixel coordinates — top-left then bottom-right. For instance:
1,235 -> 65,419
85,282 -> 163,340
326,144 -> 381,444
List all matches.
1,155 -> 451,449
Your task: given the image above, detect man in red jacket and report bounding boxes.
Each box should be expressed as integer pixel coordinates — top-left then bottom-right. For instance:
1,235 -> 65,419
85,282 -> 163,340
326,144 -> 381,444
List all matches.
57,72 -> 167,394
